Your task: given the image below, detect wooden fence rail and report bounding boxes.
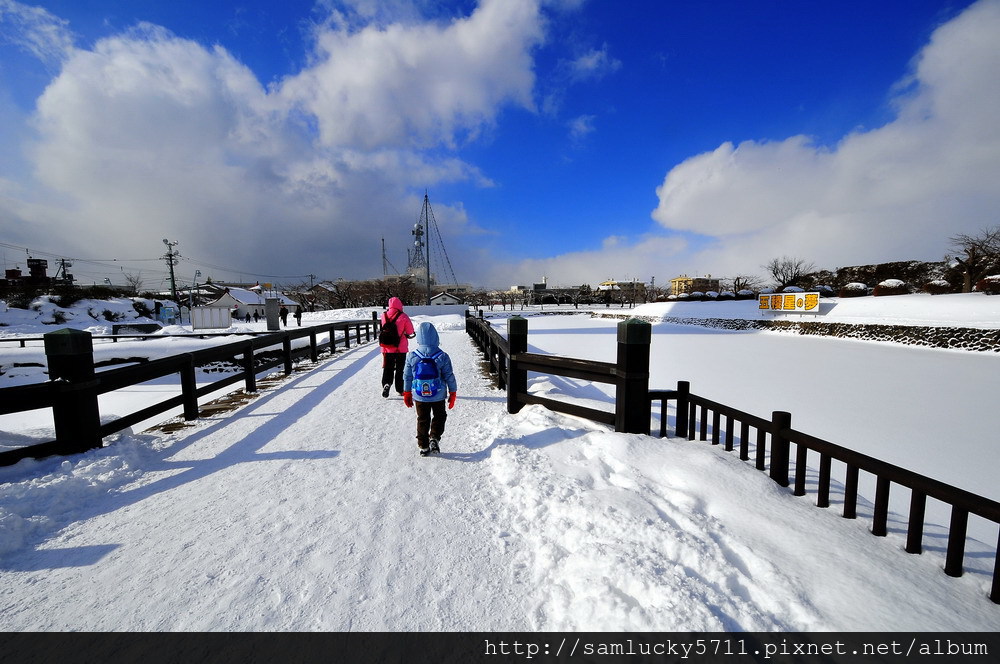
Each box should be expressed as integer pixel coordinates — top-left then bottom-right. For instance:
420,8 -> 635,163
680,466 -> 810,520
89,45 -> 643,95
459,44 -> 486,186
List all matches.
465,310 -> 1000,604
0,315 -> 378,467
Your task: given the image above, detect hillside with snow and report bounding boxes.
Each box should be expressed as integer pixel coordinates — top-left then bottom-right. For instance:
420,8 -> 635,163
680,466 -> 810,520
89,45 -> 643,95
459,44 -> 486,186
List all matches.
0,293 -> 998,631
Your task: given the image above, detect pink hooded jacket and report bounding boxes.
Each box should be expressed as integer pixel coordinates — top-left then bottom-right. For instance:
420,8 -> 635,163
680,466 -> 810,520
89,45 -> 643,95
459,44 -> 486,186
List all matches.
380,297 -> 415,353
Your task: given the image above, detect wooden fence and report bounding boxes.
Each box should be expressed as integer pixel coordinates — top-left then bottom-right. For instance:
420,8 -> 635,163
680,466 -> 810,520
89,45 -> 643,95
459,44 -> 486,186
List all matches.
0,316 -> 379,467
465,310 -> 1000,604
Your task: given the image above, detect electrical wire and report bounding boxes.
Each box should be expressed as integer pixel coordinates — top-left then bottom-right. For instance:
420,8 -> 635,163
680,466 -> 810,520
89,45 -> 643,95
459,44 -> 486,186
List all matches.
1,240 -> 313,286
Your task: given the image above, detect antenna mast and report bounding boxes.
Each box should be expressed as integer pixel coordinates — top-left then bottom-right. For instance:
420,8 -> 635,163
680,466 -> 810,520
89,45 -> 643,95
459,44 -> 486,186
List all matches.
406,192 -> 459,305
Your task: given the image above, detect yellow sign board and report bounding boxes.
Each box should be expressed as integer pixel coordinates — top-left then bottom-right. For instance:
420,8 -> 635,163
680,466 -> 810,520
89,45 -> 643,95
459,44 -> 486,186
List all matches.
758,292 -> 821,313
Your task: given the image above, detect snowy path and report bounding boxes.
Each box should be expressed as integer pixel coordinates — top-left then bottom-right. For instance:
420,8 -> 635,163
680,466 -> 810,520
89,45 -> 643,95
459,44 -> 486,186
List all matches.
0,323 -> 531,630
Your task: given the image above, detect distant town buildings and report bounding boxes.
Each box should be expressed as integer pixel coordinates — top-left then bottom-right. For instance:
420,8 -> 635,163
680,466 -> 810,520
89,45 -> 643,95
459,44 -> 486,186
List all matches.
1,258 -> 74,289
670,274 -> 720,296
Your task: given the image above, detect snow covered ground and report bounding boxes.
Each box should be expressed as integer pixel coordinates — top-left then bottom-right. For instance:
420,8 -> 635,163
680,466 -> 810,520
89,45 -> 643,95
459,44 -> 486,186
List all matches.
0,295 -> 998,631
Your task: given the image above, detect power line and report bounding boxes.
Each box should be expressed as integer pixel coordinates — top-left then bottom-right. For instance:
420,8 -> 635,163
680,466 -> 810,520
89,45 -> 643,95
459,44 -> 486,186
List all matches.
0,241 -> 314,285
178,256 -> 314,281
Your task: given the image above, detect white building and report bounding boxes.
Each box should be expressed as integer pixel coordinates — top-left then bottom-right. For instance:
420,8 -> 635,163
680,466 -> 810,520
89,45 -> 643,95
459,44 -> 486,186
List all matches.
207,287 -> 299,320
430,292 -> 464,306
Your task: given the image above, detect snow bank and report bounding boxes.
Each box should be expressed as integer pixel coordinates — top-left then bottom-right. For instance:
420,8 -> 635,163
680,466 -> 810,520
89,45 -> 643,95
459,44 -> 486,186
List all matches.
632,292 -> 1000,329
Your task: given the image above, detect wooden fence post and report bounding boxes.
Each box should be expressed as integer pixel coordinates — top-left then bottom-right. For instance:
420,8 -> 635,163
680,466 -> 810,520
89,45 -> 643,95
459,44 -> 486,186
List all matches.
615,318 -> 651,435
282,335 -> 293,375
507,316 -> 527,414
945,507 -> 969,578
242,342 -> 257,393
674,380 -> 689,438
181,354 -> 199,420
44,328 -> 102,454
770,410 -> 791,487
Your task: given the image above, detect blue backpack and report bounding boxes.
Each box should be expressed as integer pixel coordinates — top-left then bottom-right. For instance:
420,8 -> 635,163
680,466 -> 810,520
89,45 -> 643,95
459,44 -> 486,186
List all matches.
412,350 -> 444,398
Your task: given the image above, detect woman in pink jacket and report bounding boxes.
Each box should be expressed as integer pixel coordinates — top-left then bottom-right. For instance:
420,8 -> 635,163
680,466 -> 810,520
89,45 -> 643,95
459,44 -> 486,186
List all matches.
379,297 -> 415,397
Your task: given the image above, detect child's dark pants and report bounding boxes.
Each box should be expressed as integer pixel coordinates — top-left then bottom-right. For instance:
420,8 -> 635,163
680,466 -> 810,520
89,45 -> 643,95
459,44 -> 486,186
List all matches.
414,400 -> 447,448
381,352 -> 406,394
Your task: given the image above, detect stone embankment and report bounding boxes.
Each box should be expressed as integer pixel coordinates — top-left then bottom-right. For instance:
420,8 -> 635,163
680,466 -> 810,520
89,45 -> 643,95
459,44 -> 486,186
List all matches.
592,314 -> 1000,353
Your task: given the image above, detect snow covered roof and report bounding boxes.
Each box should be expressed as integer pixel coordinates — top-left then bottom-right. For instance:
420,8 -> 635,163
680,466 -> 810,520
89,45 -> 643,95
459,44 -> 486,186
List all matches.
208,287 -> 297,307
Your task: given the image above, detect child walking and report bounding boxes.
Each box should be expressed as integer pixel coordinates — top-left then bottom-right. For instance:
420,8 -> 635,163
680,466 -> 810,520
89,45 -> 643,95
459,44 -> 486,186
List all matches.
403,322 -> 457,456
379,297 -> 415,398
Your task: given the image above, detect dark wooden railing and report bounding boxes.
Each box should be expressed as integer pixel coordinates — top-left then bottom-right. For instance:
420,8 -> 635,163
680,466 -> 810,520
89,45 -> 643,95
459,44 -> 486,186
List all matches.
467,310 -> 649,434
0,316 -> 378,467
466,310 -> 1000,604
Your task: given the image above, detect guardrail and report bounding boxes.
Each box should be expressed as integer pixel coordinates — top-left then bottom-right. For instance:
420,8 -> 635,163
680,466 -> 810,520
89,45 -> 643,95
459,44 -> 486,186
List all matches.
0,327 -> 341,348
466,310 -> 1000,604
0,316 -> 379,467
466,310 -> 648,433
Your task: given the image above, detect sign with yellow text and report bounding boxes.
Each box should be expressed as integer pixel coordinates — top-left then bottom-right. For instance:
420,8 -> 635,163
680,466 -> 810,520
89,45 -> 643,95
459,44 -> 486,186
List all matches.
758,292 -> 821,313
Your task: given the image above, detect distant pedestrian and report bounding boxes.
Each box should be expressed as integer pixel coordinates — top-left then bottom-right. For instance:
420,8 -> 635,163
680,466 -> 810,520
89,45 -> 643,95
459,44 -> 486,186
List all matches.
253,309 -> 260,323
279,305 -> 289,326
294,306 -> 302,326
378,297 -> 415,398
403,322 -> 457,456
245,311 -> 251,323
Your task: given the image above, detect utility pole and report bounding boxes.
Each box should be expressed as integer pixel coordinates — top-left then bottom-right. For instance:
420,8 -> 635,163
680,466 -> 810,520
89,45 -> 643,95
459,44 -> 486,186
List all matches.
410,201 -> 430,304
406,191 -> 454,305
55,258 -> 74,285
424,195 -> 431,306
162,239 -> 180,303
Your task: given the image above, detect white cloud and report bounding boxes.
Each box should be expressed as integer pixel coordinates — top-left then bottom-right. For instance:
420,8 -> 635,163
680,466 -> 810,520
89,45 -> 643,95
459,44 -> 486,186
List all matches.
2,1 -> 546,283
567,113 -> 595,141
279,0 -> 544,150
568,43 -> 620,82
542,41 -> 620,117
491,235 -> 690,288
0,0 -> 75,64
649,0 -> 1000,277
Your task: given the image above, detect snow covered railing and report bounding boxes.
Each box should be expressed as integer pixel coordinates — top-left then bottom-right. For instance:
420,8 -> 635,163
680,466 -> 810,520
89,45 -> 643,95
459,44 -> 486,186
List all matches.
654,385 -> 1000,605
468,310 -> 1000,605
0,318 -> 379,467
466,309 -> 510,389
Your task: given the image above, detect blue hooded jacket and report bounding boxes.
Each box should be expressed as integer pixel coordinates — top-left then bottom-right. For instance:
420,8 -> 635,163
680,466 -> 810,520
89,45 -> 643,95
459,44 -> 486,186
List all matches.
403,322 -> 457,402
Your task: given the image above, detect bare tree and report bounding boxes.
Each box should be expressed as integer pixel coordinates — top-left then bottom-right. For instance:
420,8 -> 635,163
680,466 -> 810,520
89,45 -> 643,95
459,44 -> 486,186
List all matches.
123,272 -> 144,296
763,256 -> 816,290
464,289 -> 490,311
726,274 -> 766,294
948,225 -> 1000,293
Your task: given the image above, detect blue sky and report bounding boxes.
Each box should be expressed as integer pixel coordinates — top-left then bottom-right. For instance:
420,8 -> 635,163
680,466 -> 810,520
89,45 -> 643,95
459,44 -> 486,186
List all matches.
2,0 -> 997,291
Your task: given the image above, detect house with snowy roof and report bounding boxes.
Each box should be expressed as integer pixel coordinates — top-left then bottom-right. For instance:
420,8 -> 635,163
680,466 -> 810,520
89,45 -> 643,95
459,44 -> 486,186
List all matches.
206,287 -> 299,320
430,292 -> 464,305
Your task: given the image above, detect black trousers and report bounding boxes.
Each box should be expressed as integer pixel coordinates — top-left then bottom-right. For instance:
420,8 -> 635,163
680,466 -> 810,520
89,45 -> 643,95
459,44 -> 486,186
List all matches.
414,400 -> 447,448
381,352 -> 406,394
